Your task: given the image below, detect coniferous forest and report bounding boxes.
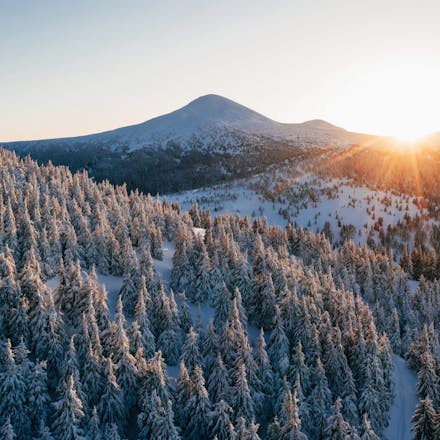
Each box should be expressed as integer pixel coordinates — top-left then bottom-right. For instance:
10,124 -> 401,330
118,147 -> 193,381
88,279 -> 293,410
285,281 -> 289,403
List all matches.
0,147 -> 439,439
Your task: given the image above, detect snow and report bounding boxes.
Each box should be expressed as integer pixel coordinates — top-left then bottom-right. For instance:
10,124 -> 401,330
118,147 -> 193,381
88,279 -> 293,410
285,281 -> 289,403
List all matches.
169,175 -> 424,246
153,240 -> 175,286
408,279 -> 419,292
45,204 -> 420,434
153,240 -> 215,327
192,227 -> 206,238
153,239 -> 261,380
46,271 -> 124,319
385,355 -> 418,440
3,94 -> 360,152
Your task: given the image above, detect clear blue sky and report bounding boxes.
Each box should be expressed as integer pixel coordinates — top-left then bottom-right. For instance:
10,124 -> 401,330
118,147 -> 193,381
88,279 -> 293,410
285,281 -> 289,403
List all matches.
1,0 -> 439,141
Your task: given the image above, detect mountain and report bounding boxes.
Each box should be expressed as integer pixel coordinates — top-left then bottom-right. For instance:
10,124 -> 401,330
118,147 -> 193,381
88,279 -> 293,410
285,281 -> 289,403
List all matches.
1,94 -> 370,193
3,94 -> 363,152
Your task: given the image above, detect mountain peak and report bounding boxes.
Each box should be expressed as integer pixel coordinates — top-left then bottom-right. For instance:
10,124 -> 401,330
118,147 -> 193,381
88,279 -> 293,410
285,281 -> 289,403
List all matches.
174,94 -> 272,126
300,119 -> 345,131
188,94 -> 234,105
3,94 -> 354,151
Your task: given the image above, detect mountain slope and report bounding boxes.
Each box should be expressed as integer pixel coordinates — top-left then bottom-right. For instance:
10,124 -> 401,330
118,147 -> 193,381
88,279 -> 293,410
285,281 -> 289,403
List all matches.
2,94 -> 364,152
1,94 -> 370,194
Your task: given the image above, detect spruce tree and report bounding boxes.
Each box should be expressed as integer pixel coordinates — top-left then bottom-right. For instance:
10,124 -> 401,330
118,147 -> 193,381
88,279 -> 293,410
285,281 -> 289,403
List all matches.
0,340 -> 29,436
1,417 -> 16,440
97,358 -> 125,427
52,375 -> 86,440
184,365 -> 212,440
411,397 -> 437,440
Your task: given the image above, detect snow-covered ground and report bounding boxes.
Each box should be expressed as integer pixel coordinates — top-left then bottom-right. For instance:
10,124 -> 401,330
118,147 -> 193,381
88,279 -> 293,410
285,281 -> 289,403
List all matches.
385,355 -> 418,440
155,216 -> 419,439
45,218 -> 419,438
46,272 -> 124,318
4,94 -> 359,153
169,175 -> 425,245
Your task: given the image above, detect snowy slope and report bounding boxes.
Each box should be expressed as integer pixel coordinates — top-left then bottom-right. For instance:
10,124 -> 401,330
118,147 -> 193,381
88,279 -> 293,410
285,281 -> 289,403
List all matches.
2,95 -> 368,152
385,355 -> 418,440
168,175 -> 425,246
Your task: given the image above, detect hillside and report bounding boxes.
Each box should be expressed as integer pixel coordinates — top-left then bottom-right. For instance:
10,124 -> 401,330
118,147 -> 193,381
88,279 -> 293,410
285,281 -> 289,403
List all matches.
1,95 -> 371,194
3,95 -> 363,153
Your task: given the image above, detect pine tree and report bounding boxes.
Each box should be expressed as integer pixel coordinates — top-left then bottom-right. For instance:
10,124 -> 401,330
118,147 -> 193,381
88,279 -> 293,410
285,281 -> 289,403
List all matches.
244,421 -> 261,440
134,277 -> 155,358
52,374 -> 86,440
289,341 -> 311,395
255,328 -> 274,404
97,358 -> 125,427
81,342 -> 103,408
59,336 -> 86,405
323,398 -> 356,439
158,328 -> 180,365
184,365 -> 212,440
209,400 -> 236,440
34,421 -> 55,440
202,319 -> 219,375
208,353 -> 231,404
267,417 -> 283,440
411,397 -> 437,440
250,273 -> 277,329
308,358 -> 332,439
359,414 -> 380,440
279,389 -> 308,440
120,270 -> 138,316
416,351 -> 440,405
151,397 -> 181,440
104,423 -> 123,440
389,308 -> 402,354
28,360 -> 50,431
213,282 -> 233,330
180,327 -> 202,374
88,406 -> 103,440
0,340 -> 29,436
232,363 -> 255,422
1,417 -> 16,440
113,298 -> 138,407
268,307 -> 290,377
174,361 -> 193,428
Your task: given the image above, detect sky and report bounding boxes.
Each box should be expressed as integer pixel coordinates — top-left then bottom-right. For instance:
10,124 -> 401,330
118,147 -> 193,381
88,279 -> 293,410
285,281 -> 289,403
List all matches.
1,0 -> 440,141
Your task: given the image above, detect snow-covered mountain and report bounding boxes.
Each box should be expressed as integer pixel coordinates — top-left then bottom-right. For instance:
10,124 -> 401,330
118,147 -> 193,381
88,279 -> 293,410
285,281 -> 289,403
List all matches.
2,94 -> 366,153
1,94 -> 373,194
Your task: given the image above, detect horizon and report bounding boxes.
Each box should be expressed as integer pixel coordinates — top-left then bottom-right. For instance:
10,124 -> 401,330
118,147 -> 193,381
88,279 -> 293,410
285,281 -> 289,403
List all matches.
2,0 -> 440,142
0,93 -> 380,144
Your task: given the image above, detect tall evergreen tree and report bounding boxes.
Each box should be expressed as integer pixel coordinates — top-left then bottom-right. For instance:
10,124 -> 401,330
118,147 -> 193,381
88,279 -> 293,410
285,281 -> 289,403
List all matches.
52,375 -> 86,440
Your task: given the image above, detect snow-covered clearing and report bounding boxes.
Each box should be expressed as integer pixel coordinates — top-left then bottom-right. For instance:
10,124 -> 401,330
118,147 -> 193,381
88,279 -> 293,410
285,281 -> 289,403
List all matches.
168,175 -> 424,245
385,355 -> 418,440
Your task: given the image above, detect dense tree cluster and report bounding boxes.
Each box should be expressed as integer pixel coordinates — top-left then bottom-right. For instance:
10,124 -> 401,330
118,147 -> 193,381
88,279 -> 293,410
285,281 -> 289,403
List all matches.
0,148 -> 438,438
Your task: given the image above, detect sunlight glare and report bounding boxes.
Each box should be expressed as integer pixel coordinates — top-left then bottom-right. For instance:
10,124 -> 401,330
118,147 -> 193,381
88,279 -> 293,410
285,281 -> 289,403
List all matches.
329,63 -> 440,140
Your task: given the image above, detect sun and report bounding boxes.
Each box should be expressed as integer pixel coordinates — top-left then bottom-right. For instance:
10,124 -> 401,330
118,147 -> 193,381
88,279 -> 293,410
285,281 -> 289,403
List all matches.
329,62 -> 440,142
392,131 -> 426,144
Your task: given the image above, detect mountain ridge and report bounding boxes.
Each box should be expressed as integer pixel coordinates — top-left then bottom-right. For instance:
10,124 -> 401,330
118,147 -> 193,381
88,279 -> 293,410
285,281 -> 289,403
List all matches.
2,94 -> 362,151
0,94 -> 372,195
